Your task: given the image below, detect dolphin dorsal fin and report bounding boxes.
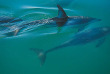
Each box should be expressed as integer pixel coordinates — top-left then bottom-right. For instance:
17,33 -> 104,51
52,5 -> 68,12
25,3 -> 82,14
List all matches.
57,4 -> 68,18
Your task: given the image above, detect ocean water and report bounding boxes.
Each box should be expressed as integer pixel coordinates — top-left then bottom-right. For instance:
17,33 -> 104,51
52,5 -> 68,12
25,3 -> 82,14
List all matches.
0,0 -> 110,74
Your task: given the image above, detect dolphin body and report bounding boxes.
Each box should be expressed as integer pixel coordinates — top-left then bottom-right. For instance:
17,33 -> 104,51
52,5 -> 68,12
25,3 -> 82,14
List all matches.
31,26 -> 110,65
0,16 -> 23,36
0,16 -> 22,25
0,4 -> 100,37
21,4 -> 101,32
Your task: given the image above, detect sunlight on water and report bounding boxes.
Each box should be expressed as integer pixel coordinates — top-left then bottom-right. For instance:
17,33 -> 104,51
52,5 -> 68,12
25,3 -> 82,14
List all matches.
21,5 -> 80,15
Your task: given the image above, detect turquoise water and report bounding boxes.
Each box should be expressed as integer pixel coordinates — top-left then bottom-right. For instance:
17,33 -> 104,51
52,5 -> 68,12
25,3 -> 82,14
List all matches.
0,0 -> 110,74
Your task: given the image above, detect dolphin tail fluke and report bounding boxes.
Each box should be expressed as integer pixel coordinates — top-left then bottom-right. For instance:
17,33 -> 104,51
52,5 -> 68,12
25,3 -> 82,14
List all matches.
30,48 -> 46,66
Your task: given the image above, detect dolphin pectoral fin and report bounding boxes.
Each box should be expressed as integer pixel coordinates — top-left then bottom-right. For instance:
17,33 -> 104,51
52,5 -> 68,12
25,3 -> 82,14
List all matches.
57,4 -> 68,18
57,27 -> 62,33
14,29 -> 20,36
96,38 -> 105,47
30,48 -> 46,66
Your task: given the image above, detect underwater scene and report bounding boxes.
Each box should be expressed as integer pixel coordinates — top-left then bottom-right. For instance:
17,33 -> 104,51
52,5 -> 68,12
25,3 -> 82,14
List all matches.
0,0 -> 110,74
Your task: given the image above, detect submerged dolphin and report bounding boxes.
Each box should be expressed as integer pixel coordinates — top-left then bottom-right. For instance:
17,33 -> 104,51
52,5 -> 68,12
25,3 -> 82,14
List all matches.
0,4 -> 100,37
31,26 -> 110,65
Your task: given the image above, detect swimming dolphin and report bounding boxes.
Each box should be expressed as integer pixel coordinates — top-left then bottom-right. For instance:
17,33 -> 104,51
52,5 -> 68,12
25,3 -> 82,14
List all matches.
0,16 -> 23,34
0,16 -> 23,37
23,4 -> 101,32
1,4 -> 101,37
0,16 -> 22,25
31,26 -> 110,65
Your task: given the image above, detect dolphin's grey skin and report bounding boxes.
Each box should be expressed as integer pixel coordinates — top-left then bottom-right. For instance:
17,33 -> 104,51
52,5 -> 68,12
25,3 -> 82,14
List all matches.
0,16 -> 23,36
0,16 -> 22,24
0,4 -> 100,37
31,26 -> 110,65
23,4 -> 100,29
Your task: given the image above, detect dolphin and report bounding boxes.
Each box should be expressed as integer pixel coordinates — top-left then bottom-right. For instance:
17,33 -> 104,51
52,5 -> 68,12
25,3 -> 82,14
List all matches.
0,4 -> 101,37
0,16 -> 22,25
0,16 -> 23,37
22,4 -> 101,32
31,26 -> 110,65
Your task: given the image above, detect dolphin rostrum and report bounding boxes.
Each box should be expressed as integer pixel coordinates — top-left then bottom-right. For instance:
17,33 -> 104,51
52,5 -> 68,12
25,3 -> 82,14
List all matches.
31,26 -> 110,65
